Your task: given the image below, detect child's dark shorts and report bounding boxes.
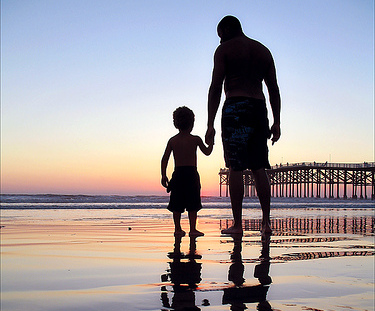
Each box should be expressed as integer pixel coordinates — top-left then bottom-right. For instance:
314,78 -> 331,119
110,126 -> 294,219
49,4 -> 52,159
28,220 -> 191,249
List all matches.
221,97 -> 271,171
167,166 -> 202,213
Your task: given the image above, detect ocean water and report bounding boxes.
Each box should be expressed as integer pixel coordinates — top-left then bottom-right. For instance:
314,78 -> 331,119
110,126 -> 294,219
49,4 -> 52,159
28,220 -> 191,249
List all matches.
1,194 -> 374,210
1,194 -> 373,225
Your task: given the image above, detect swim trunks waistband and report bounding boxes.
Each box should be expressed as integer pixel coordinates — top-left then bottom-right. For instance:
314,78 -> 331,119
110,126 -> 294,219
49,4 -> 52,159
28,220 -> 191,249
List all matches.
224,97 -> 265,106
174,166 -> 198,170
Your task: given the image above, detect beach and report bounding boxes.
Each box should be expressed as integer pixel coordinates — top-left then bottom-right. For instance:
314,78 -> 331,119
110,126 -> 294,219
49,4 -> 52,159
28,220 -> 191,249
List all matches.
1,196 -> 374,311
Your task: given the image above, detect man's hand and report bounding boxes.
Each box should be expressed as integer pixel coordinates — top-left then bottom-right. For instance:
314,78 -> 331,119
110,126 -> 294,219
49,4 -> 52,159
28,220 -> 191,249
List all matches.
270,123 -> 281,145
205,127 -> 216,145
161,176 -> 169,188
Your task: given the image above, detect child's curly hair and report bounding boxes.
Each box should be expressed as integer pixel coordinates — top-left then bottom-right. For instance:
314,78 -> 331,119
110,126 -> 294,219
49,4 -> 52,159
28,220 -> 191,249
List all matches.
173,106 -> 195,131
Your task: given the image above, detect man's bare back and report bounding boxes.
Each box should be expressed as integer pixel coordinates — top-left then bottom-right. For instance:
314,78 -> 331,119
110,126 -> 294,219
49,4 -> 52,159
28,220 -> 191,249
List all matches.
207,24 -> 280,145
217,36 -> 275,100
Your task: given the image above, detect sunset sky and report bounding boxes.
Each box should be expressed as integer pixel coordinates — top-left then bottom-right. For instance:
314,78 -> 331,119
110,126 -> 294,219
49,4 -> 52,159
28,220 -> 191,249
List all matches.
1,0 -> 374,195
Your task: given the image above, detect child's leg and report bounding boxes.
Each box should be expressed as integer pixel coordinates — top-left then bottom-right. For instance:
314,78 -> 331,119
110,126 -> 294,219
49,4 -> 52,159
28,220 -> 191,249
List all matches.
188,211 -> 204,237
173,212 -> 185,237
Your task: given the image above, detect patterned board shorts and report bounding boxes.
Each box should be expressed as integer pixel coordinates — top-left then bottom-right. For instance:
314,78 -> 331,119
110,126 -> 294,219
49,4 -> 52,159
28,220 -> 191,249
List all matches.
221,97 -> 271,171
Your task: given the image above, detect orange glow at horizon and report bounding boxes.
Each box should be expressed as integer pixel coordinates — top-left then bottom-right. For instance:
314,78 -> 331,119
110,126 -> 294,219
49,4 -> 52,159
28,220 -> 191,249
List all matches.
1,147 -> 224,195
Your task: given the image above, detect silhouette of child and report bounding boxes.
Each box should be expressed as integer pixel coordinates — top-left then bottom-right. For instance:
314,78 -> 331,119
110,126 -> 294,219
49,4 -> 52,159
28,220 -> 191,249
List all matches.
161,106 -> 213,237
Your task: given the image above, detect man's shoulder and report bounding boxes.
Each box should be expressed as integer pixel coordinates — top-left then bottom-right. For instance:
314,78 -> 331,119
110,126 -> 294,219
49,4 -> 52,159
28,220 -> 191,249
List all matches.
220,36 -> 270,53
247,37 -> 272,52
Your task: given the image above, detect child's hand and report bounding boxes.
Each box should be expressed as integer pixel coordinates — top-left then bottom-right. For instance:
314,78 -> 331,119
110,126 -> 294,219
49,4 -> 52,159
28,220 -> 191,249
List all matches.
161,176 -> 169,188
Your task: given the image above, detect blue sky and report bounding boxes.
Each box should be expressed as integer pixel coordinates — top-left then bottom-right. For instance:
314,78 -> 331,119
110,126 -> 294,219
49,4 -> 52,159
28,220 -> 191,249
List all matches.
1,0 -> 374,194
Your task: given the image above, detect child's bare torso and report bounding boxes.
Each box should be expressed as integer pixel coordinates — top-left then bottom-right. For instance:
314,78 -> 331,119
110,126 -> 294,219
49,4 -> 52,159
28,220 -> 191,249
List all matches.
170,132 -> 200,167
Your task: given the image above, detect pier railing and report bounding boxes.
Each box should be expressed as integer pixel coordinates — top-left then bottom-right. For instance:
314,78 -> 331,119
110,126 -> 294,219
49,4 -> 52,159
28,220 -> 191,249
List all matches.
270,162 -> 375,169
219,162 -> 375,199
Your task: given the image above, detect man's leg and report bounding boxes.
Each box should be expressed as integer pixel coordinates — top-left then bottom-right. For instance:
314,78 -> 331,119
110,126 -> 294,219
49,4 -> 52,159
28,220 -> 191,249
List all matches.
222,168 -> 244,234
252,168 -> 272,234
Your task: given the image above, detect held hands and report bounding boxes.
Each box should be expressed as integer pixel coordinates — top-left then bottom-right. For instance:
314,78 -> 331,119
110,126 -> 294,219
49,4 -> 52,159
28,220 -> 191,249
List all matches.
270,123 -> 281,145
205,127 -> 216,146
161,176 -> 169,188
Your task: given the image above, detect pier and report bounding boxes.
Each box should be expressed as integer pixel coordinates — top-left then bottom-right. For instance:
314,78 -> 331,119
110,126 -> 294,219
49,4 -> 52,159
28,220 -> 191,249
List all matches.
219,162 -> 375,199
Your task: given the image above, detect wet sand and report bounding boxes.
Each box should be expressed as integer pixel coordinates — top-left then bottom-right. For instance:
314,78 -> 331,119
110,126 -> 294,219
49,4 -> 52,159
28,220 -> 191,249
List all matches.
1,208 -> 374,311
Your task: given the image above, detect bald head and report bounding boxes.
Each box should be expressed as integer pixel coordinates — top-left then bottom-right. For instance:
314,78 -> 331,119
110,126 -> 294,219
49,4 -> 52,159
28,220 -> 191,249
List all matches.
217,16 -> 243,42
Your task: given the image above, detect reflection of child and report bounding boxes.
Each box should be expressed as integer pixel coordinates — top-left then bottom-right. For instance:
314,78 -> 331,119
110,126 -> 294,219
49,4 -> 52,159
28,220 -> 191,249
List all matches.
161,107 -> 213,237
160,236 -> 203,309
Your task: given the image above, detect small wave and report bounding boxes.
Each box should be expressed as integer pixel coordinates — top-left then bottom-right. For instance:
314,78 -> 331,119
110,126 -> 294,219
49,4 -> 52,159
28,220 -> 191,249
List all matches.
0,194 -> 374,210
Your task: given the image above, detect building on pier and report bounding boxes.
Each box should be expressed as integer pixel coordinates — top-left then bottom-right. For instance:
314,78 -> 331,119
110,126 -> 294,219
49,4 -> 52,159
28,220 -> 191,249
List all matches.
219,162 -> 375,199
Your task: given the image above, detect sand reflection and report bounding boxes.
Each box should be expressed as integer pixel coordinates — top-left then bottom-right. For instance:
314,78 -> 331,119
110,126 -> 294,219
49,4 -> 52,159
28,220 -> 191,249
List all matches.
161,234 -> 273,310
220,215 -> 374,235
222,235 -> 272,311
161,236 -> 202,310
220,214 -> 374,264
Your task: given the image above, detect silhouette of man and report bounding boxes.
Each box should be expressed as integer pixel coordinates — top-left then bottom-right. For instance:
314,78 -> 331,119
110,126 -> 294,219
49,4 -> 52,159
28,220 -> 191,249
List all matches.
205,16 -> 281,235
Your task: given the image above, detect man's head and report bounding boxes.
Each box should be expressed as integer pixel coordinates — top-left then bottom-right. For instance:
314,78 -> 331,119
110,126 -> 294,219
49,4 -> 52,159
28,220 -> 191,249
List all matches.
173,106 -> 195,132
217,15 -> 243,43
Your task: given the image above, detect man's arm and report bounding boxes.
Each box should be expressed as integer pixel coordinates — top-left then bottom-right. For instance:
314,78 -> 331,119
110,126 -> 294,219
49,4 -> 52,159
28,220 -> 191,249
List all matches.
264,58 -> 281,145
206,46 -> 225,145
161,140 -> 172,188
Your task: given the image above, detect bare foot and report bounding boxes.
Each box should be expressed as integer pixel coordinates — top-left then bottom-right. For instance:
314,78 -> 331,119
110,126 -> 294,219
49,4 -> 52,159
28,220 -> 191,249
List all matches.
221,226 -> 243,235
189,230 -> 204,237
174,230 -> 186,237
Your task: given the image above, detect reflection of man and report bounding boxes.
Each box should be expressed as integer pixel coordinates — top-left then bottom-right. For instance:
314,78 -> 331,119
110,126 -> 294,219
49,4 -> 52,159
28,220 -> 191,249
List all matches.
205,16 -> 281,235
223,235 -> 272,310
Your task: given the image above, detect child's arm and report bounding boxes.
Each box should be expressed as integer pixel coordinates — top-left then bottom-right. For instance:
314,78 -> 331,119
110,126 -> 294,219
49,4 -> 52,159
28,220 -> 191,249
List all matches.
161,140 -> 172,188
197,136 -> 213,156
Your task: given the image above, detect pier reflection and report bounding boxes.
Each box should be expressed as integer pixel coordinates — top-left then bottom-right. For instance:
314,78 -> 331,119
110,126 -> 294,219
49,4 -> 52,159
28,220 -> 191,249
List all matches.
221,215 -> 374,235
222,235 -> 272,310
220,214 -> 374,265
